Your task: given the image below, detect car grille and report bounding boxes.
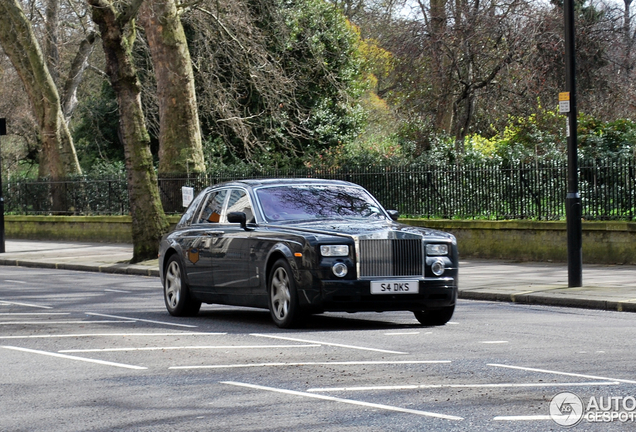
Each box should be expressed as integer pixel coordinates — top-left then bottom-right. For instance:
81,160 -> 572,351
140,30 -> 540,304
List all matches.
359,239 -> 423,277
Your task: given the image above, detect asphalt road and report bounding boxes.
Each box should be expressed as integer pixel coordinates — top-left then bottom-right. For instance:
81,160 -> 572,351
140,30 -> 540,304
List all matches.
1,267 -> 635,431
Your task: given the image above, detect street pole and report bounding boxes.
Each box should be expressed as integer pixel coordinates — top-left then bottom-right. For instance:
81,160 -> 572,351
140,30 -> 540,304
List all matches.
0,118 -> 5,253
564,0 -> 582,287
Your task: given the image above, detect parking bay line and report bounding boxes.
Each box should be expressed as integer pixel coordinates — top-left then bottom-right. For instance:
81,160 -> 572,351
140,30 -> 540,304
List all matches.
307,380 -> 620,393
0,332 -> 226,340
250,333 -> 407,354
2,346 -> 147,370
0,320 -> 136,325
171,360 -> 450,370
489,363 -> 636,385
0,300 -> 52,309
221,381 -> 463,421
493,415 -> 553,421
61,344 -> 321,353
85,312 -> 198,328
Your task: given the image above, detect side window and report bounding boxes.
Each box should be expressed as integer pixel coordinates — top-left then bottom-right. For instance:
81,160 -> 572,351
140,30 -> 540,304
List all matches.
178,191 -> 205,227
226,189 -> 255,223
196,190 -> 227,224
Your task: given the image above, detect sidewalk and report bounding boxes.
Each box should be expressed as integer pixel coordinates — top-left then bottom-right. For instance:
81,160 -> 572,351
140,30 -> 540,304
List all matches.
1,239 -> 635,313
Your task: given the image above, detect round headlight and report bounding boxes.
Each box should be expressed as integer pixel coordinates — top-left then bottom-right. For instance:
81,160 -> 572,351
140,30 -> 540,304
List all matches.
431,260 -> 445,276
332,262 -> 348,278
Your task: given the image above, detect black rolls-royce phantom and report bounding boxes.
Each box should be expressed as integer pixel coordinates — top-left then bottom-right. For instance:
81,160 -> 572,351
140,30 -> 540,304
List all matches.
159,178 -> 458,328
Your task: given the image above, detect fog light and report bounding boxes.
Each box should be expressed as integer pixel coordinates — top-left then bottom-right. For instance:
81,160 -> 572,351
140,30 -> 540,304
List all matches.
431,260 -> 445,276
332,262 -> 348,278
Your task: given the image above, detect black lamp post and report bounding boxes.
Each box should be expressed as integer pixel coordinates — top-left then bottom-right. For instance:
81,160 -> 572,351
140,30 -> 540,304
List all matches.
564,0 -> 582,287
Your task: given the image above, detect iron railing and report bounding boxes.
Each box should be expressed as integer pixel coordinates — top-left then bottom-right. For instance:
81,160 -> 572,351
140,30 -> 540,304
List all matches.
3,158 -> 635,220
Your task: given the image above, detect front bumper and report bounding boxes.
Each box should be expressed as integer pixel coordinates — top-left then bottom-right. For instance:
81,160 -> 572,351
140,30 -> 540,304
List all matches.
302,277 -> 457,312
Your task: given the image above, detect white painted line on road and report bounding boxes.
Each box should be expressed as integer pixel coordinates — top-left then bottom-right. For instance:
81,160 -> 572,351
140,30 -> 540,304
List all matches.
307,381 -> 620,393
0,300 -> 52,309
220,381 -> 464,420
171,360 -> 450,370
0,332 -> 225,340
0,313 -> 70,316
2,346 -> 147,370
447,322 -> 459,325
0,320 -> 135,325
493,415 -> 552,421
250,333 -> 407,354
85,312 -> 198,328
3,280 -> 27,284
104,289 -> 132,293
384,332 -> 420,336
489,363 -> 636,385
480,341 -> 509,344
60,344 -> 321,353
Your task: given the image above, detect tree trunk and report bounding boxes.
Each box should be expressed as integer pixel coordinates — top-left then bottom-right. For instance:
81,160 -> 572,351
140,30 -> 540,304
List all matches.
0,0 -> 82,212
88,0 -> 169,262
139,0 -> 205,175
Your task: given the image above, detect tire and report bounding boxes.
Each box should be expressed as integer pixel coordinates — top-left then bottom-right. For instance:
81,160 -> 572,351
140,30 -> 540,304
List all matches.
413,305 -> 455,326
163,255 -> 201,317
268,259 -> 303,328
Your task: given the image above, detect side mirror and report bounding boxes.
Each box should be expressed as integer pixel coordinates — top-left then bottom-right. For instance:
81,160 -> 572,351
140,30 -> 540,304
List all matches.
227,211 -> 248,230
386,209 -> 399,221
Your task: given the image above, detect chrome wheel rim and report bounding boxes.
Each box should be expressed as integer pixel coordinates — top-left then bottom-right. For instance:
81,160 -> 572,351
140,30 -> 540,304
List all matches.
271,266 -> 291,320
165,261 -> 182,309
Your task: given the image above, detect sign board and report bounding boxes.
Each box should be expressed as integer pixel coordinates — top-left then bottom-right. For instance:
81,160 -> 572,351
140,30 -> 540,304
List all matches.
0,118 -> 6,136
182,186 -> 194,208
558,92 -> 570,113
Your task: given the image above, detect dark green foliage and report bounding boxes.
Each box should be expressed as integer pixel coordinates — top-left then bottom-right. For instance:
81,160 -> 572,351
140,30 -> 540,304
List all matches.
71,82 -> 125,171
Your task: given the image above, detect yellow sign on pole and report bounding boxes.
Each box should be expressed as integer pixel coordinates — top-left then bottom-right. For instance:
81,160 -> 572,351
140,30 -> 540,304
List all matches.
559,92 -> 570,101
559,92 -> 571,113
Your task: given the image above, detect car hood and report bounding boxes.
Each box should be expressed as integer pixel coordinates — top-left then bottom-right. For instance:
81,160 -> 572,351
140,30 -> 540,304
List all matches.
267,219 -> 454,241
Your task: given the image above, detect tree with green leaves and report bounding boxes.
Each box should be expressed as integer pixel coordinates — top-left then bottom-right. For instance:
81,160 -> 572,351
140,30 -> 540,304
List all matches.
87,0 -> 169,262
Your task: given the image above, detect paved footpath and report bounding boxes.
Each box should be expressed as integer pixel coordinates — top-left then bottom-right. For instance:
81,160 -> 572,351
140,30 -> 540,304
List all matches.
1,239 -> 635,313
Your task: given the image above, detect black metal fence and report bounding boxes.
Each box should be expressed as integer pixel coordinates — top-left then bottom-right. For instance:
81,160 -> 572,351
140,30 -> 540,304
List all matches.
4,158 -> 636,220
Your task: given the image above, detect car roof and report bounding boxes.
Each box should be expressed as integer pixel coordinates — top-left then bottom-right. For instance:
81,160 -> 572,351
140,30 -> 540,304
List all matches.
208,178 -> 360,190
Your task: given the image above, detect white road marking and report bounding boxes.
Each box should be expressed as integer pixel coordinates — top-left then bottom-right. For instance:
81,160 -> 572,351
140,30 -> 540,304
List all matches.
60,344 -> 321,353
171,360 -> 450,370
489,363 -> 636,385
307,381 -> 620,393
250,333 -> 407,354
0,301 -> 52,309
221,381 -> 464,420
85,312 -> 197,328
3,280 -> 27,284
2,346 -> 147,370
481,341 -> 509,344
384,332 -> 420,336
0,320 -> 135,325
0,332 -> 225,340
0,313 -> 70,316
493,415 -> 552,421
104,289 -> 132,293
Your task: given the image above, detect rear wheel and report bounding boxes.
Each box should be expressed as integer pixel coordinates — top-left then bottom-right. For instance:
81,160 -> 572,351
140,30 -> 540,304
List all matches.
413,305 -> 455,326
268,259 -> 303,328
164,255 -> 201,317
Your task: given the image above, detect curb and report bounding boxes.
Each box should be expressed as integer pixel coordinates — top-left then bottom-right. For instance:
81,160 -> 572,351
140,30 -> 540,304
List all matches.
459,290 -> 636,313
0,259 -> 160,278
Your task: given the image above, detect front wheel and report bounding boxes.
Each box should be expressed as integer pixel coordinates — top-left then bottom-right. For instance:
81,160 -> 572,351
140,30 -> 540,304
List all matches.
413,305 -> 455,326
164,255 -> 201,317
268,259 -> 303,328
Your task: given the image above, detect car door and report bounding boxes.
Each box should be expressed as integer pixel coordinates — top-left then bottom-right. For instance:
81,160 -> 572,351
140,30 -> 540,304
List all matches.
209,188 -> 256,296
182,189 -> 228,292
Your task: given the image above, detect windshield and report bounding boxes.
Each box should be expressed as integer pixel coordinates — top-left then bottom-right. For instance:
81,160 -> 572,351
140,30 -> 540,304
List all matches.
255,185 -> 388,222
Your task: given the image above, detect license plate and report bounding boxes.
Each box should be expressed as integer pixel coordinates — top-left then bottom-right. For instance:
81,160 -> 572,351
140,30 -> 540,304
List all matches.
370,280 -> 419,295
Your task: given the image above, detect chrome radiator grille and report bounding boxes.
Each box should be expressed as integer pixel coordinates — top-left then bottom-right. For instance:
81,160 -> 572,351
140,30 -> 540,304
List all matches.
359,239 -> 423,277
